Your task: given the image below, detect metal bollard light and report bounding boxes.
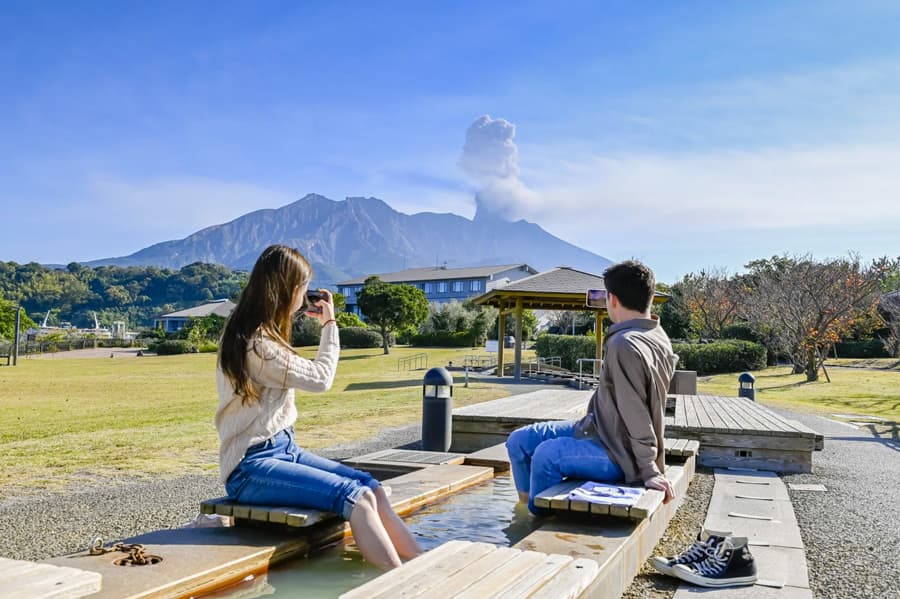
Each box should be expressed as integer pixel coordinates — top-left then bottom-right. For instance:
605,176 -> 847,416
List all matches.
422,367 -> 453,451
738,372 -> 756,401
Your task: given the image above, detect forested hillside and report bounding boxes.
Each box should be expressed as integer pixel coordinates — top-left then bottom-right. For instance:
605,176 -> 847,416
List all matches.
0,262 -> 248,330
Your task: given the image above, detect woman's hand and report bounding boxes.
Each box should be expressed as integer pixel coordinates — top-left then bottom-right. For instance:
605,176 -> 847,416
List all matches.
306,288 -> 336,325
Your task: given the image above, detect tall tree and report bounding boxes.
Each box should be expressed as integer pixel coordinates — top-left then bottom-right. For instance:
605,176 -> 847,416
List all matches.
356,277 -> 428,354
680,268 -> 743,339
742,254 -> 885,381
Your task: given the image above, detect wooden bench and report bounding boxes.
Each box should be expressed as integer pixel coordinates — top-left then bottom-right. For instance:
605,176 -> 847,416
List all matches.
200,497 -> 335,528
533,438 -> 699,521
340,540 -> 600,599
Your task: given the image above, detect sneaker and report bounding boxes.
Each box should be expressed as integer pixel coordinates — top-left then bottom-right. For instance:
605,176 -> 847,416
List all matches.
672,536 -> 758,587
651,529 -> 730,577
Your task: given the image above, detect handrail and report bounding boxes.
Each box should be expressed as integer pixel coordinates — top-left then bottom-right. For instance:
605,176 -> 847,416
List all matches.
526,356 -> 561,375
397,352 -> 427,372
576,358 -> 603,389
464,354 -> 496,369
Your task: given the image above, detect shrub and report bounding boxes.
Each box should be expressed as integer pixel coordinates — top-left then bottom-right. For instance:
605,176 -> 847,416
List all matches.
197,341 -> 218,353
410,331 -> 476,347
673,340 -> 766,375
292,318 -> 322,346
534,334 -> 597,371
155,340 -> 195,355
340,326 -> 383,349
336,312 -> 366,329
720,323 -> 762,343
834,339 -> 890,359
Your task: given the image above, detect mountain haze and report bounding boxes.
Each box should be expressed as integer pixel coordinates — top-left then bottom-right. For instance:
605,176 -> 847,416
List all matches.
87,195 -> 611,286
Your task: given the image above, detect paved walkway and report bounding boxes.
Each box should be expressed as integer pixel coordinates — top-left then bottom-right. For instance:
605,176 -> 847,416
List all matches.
775,408 -> 899,599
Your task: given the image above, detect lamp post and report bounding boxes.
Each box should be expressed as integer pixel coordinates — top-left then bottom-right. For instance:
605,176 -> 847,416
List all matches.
422,367 -> 453,451
12,305 -> 21,366
738,372 -> 756,401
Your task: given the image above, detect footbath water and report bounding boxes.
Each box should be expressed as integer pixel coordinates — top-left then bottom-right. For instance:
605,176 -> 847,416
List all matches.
205,475 -> 536,599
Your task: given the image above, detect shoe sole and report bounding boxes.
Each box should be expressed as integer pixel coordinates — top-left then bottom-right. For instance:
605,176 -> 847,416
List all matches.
672,566 -> 757,588
650,557 -> 675,577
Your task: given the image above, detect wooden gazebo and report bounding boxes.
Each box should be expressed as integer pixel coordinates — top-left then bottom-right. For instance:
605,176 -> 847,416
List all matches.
471,267 -> 669,380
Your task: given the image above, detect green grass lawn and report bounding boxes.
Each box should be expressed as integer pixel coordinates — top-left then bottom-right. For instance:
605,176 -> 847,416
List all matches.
0,346 -> 525,498
697,365 -> 900,423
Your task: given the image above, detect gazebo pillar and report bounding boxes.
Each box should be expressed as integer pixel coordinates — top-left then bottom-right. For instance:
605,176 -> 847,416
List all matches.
595,310 -> 604,373
514,299 -> 523,381
497,310 -> 505,377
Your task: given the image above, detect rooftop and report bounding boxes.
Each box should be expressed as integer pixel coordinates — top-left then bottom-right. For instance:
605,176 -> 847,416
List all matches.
157,299 -> 236,319
337,264 -> 536,286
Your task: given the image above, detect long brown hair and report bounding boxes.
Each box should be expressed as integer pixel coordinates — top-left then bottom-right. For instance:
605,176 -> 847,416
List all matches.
219,245 -> 312,405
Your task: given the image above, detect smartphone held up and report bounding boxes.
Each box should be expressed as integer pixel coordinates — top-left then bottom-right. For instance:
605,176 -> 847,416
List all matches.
305,290 -> 325,314
585,289 -> 607,309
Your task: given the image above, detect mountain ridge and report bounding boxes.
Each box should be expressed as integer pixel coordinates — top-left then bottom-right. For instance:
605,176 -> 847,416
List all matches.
86,194 -> 612,286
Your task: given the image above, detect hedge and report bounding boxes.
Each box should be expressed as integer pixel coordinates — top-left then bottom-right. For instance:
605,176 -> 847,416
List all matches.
340,326 -> 384,349
673,340 -> 766,375
834,340 -> 889,359
410,331 -> 476,347
154,340 -> 196,355
534,334 -> 596,371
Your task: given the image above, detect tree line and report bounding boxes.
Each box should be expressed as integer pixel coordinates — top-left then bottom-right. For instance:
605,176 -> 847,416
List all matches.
657,254 -> 900,381
0,261 -> 248,334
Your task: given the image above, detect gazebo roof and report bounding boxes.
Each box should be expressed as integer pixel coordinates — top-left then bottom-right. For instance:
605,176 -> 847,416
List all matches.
472,266 -> 668,311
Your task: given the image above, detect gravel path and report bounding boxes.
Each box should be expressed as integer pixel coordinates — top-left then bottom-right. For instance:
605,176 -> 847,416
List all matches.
778,409 -> 900,599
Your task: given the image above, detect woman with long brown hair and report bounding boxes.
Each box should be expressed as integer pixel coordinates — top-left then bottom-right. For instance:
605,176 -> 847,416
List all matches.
216,244 -> 421,569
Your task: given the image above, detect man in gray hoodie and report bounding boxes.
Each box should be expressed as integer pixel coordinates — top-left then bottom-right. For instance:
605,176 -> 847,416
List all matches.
506,260 -> 678,515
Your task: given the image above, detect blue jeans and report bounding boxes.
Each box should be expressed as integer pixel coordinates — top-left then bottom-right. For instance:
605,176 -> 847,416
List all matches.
225,427 -> 380,520
506,420 -> 624,515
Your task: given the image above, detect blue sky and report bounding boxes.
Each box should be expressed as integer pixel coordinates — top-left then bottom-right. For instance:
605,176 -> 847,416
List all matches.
2,1 -> 900,282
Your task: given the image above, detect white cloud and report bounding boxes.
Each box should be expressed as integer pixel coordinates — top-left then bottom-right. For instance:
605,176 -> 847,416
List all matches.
526,143 -> 900,241
87,175 -> 294,239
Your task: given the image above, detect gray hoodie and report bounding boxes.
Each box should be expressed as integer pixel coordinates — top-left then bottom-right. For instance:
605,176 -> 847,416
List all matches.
575,315 -> 678,483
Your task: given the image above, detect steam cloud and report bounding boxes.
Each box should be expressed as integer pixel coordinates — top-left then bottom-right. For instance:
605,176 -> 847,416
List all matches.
459,115 -> 539,221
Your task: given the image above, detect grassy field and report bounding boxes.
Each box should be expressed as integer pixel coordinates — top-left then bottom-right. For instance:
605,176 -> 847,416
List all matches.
0,346 -> 528,498
697,365 -> 900,422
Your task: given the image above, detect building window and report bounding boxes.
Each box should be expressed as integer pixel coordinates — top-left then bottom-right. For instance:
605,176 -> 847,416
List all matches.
424,283 -> 434,293
470,280 -> 482,291
452,281 -> 463,292
438,282 -> 448,293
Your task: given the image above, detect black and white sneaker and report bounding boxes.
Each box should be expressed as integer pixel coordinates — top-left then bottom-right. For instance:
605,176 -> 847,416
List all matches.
672,536 -> 758,587
651,529 -> 730,577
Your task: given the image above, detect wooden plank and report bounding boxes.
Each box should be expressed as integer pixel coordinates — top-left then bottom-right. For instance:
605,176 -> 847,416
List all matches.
200,497 -> 233,516
628,488 -> 664,520
695,395 -> 730,433
404,546 -> 523,598
496,552 -> 572,599
378,542 -> 498,599
463,443 -> 511,471
343,449 -> 466,470
527,558 -> 600,599
704,395 -> 747,431
340,540 -> 472,599
534,481 -> 580,511
452,551 -> 551,599
683,439 -> 700,457
0,558 -> 102,599
674,393 -> 687,427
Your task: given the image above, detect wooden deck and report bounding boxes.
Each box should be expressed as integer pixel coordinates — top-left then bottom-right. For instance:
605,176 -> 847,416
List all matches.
340,540 -> 600,599
0,558 -> 101,599
452,390 -> 821,473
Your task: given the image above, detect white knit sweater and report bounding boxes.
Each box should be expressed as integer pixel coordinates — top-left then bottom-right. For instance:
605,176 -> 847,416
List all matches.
215,323 -> 340,483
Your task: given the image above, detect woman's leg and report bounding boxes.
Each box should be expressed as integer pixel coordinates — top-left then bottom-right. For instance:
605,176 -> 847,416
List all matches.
506,420 -> 578,502
348,489 -> 403,570
371,485 -> 422,559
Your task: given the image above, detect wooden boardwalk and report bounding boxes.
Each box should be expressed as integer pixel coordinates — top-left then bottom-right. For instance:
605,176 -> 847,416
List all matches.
0,558 -> 101,599
452,389 -> 821,473
340,540 -> 600,599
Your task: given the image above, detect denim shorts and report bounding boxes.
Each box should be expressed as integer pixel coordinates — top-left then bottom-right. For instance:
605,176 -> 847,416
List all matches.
225,427 -> 380,520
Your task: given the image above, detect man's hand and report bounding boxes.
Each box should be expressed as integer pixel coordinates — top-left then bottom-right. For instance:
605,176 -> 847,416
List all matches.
645,474 -> 675,503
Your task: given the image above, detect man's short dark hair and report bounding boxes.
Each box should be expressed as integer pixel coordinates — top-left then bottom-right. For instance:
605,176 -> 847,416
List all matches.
603,260 -> 655,313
